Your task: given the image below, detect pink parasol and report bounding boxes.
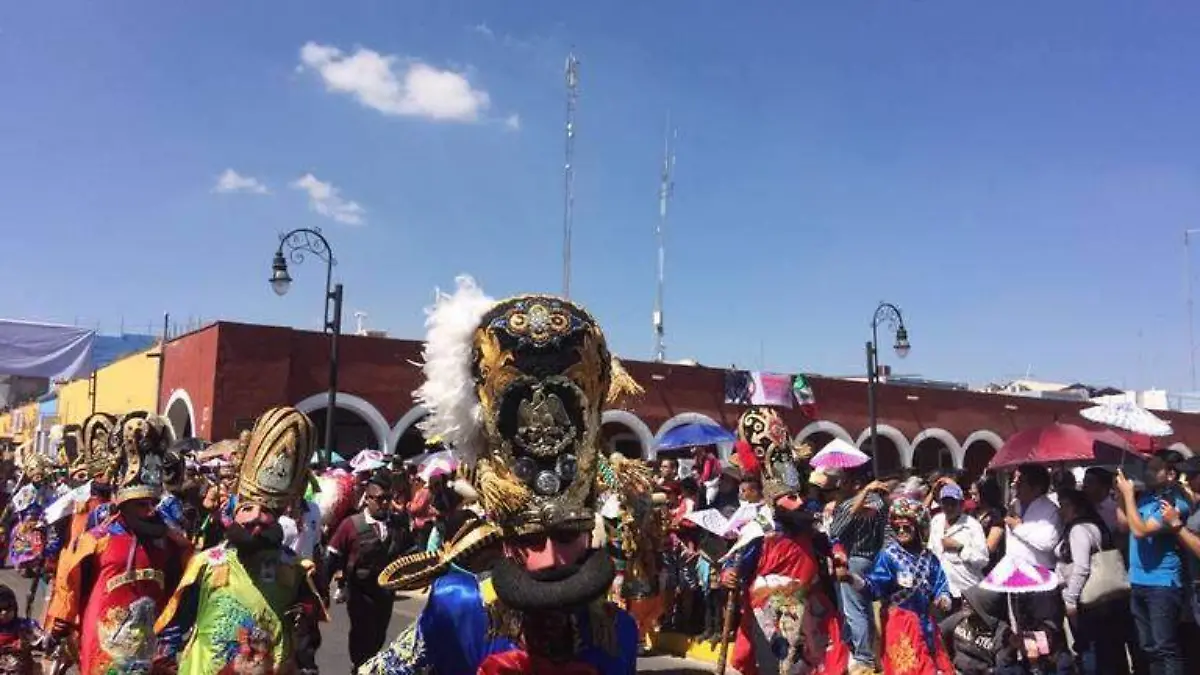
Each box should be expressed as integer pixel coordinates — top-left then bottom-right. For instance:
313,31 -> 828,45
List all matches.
810,438 -> 870,470
978,556 -> 1060,594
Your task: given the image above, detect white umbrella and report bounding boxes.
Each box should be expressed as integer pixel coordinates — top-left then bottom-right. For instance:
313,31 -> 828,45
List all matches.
1081,400 -> 1172,437
418,449 -> 459,482
810,438 -> 870,471
349,449 -> 387,473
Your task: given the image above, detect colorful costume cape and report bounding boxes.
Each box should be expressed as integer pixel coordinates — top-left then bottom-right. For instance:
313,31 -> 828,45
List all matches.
359,566 -> 639,675
154,543 -> 327,675
45,515 -> 190,675
728,531 -> 847,675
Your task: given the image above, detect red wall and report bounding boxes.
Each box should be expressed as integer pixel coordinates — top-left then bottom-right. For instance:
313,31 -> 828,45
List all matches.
160,322 -> 1200,453
159,324 -> 219,439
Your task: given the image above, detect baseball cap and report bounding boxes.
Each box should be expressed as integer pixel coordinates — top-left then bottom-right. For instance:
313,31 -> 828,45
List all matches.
938,483 -> 964,501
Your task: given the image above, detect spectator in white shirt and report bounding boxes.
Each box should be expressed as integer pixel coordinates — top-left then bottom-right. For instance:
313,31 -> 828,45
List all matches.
928,483 -> 989,605
1005,464 -> 1062,569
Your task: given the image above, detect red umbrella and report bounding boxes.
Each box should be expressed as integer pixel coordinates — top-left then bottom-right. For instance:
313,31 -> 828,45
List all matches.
988,423 -> 1142,470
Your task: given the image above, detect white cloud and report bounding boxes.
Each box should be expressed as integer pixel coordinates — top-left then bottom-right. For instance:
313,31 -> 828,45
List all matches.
291,173 -> 366,226
504,113 -> 521,131
298,41 -> 490,123
471,23 -> 494,39
213,169 -> 269,195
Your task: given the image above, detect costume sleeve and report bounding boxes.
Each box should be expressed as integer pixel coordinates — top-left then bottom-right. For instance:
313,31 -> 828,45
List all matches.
929,553 -> 951,602
856,548 -> 895,600
725,537 -> 762,580
44,531 -> 99,633
356,620 -> 430,674
153,553 -> 209,656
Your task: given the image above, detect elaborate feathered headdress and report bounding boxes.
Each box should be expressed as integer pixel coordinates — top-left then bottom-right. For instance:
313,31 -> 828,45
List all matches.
110,411 -> 171,504
736,406 -> 802,501
237,407 -> 317,511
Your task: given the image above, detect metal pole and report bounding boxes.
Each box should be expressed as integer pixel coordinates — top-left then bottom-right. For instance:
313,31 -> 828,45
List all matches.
154,312 -> 169,414
1188,230 -> 1199,391
866,339 -> 877,477
324,283 -> 342,469
562,53 -> 579,298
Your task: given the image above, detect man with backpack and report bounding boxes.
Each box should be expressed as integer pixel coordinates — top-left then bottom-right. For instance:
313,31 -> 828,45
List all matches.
326,471 -> 412,672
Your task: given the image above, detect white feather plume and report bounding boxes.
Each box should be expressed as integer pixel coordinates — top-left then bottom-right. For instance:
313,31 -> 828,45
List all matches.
414,276 -> 495,462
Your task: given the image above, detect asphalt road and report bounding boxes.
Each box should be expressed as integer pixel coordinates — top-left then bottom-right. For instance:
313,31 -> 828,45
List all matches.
2,568 -> 713,674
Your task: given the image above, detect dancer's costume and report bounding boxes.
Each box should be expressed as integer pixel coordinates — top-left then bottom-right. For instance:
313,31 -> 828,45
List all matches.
155,407 -> 327,675
49,414 -> 119,564
848,498 -> 953,675
601,467 -> 668,652
361,278 -> 642,674
724,407 -> 846,675
0,584 -> 46,675
46,411 -> 191,675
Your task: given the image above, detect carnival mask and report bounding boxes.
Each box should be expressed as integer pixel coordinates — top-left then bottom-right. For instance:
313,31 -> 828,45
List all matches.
471,296 -> 611,535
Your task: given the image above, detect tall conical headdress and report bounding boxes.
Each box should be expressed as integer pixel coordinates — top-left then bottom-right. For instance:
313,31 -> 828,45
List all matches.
110,411 -> 171,504
236,407 -> 316,511
82,412 -> 119,481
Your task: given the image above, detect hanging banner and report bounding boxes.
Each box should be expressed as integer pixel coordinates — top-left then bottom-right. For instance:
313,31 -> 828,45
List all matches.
0,319 -> 95,381
724,371 -> 794,408
793,374 -> 818,418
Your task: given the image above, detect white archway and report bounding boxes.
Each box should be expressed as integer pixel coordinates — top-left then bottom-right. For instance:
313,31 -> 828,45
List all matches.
389,405 -> 431,453
1168,442 -> 1195,458
601,410 -> 656,459
295,392 -> 390,451
655,412 -> 734,461
163,389 -> 197,440
856,425 -> 914,467
796,420 -> 854,446
963,430 -> 1005,453
911,428 -> 965,469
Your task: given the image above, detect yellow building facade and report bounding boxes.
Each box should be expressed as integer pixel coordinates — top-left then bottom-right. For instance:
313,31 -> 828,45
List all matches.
55,345 -> 161,425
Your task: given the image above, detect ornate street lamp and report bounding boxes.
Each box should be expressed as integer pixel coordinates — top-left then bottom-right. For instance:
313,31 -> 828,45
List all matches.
269,228 -> 343,468
866,302 -> 911,476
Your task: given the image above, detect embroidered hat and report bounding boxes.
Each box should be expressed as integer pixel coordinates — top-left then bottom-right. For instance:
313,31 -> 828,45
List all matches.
737,406 -> 801,501
110,411 -> 171,504
414,277 -> 642,538
236,407 -> 317,512
82,412 -> 119,482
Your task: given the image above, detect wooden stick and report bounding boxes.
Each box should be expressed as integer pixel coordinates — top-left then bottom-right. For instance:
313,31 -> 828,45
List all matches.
715,583 -> 739,675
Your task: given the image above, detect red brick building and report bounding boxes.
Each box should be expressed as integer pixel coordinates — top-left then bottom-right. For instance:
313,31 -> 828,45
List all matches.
158,321 -> 1200,477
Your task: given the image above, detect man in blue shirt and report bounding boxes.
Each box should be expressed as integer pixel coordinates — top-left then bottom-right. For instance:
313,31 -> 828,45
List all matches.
1116,450 -> 1191,675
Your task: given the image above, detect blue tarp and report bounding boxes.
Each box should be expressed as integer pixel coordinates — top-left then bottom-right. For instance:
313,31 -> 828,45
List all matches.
92,334 -> 157,370
0,319 -> 95,380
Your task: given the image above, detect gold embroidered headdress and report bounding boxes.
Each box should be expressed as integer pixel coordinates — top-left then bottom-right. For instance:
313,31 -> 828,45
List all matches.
737,406 -> 802,501
236,407 -> 317,512
380,277 -> 642,590
110,411 -> 171,504
82,412 -> 119,482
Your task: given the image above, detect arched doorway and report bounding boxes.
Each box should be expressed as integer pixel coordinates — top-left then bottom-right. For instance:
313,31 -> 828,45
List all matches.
600,410 -> 655,460
856,425 -> 910,476
911,429 -> 962,476
295,392 -> 390,456
795,421 -> 854,453
962,430 -> 1003,482
163,389 -> 196,439
390,406 -> 433,461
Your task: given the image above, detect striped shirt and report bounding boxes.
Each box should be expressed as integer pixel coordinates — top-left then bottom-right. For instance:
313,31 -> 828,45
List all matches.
828,492 -> 887,559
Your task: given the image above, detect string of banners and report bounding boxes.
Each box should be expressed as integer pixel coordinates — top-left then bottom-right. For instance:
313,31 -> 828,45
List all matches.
723,371 -> 818,416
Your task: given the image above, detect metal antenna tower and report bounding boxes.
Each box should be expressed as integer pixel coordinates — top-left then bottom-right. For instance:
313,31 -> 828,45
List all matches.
654,116 -> 676,363
562,52 -> 580,298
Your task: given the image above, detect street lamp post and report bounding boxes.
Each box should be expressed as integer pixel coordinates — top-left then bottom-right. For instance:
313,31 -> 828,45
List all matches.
270,228 -> 342,468
866,302 -> 911,477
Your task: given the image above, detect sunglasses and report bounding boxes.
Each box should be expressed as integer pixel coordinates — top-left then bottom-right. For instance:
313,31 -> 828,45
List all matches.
364,493 -> 388,502
894,523 -> 916,534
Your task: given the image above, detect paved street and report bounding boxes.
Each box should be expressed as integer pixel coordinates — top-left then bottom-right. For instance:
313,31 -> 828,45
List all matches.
1,568 -> 713,674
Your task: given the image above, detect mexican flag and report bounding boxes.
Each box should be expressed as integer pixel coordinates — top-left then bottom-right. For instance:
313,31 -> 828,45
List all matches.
793,375 -> 818,418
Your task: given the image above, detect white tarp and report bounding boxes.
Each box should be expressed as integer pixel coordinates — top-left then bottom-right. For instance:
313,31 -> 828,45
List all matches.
0,319 -> 96,380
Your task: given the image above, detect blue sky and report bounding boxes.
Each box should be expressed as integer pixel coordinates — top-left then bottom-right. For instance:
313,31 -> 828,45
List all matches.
4,2 -> 1200,391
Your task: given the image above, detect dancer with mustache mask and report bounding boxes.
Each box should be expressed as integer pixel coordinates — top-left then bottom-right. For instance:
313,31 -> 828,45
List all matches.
720,407 -> 847,675
153,407 -> 327,675
361,278 -> 642,675
44,411 -> 192,674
